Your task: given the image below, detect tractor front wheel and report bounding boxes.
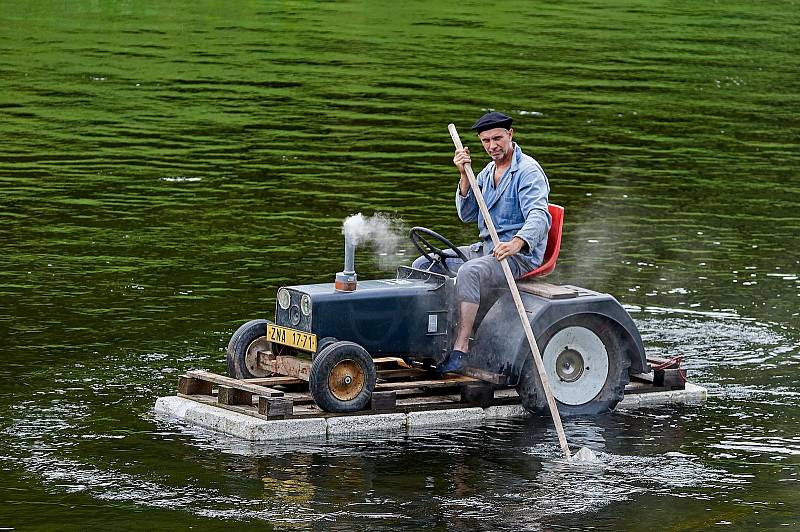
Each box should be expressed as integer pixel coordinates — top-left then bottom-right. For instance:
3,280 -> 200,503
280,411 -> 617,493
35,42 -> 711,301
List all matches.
226,319 -> 274,379
315,336 -> 338,357
309,341 -> 376,413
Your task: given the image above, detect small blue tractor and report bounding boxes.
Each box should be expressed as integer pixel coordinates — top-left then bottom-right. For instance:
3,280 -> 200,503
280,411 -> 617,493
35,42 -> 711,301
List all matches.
226,206 -> 648,415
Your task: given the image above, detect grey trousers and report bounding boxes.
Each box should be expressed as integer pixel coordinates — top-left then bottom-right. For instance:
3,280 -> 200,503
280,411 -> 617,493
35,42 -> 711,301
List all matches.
412,245 -> 532,305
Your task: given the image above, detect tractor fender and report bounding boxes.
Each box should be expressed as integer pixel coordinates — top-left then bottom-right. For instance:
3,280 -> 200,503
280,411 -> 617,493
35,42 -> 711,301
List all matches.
468,286 -> 648,384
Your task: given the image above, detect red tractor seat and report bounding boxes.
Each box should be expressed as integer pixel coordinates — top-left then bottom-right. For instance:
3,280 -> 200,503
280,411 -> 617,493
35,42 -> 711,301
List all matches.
518,203 -> 564,280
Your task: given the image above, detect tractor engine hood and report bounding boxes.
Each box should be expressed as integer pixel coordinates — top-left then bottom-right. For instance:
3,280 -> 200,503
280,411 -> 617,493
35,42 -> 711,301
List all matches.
275,270 -> 453,360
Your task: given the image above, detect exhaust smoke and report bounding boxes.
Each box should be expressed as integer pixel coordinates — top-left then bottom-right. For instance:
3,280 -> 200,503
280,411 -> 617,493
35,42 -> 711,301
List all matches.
335,213 -> 406,291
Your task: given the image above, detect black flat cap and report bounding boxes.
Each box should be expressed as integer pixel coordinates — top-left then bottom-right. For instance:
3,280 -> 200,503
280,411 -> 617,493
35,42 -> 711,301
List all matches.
471,111 -> 513,133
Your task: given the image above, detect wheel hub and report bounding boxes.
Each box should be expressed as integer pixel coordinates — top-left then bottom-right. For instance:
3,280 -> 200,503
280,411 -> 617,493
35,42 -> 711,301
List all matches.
542,325 -> 610,406
555,348 -> 585,382
328,359 -> 365,401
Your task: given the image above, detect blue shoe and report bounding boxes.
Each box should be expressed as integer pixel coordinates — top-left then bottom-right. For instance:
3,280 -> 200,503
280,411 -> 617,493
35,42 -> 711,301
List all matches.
437,350 -> 466,374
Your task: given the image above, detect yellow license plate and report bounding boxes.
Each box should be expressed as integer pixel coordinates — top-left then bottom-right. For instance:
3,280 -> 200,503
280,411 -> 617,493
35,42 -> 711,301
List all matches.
267,324 -> 317,352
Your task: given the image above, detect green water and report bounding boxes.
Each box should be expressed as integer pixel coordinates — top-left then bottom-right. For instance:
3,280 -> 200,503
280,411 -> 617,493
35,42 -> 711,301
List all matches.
1,1 -> 798,530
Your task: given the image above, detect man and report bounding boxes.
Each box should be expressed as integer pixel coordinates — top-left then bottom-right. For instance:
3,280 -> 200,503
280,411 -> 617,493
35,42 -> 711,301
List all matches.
420,111 -> 551,373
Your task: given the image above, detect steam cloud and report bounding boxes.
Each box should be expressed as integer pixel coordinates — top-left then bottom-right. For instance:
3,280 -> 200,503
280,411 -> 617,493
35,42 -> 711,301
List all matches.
342,213 -> 407,270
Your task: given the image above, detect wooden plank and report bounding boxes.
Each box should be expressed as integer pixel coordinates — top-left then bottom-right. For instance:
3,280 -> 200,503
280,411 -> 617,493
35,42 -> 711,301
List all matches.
517,281 -> 578,299
218,386 -> 253,406
377,368 -> 430,379
647,356 -> 681,368
630,371 -> 655,384
243,376 -> 305,386
188,394 -> 334,423
178,391 -> 501,420
290,395 -> 500,418
374,375 -> 478,392
259,356 -> 414,382
372,357 -> 412,368
393,395 -> 466,412
177,392 -> 214,401
259,355 -> 312,381
177,375 -> 212,395
258,396 -> 294,419
461,366 -> 508,385
248,358 -> 414,383
279,391 -> 315,406
179,393 -> 270,420
186,370 -> 284,397
369,391 -> 397,412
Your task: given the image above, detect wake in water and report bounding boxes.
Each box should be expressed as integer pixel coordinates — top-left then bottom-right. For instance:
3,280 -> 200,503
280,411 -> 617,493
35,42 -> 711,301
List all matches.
5,415 -> 730,527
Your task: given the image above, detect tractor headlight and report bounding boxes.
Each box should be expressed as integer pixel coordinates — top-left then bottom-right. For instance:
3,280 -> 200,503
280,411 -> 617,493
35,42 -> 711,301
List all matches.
277,288 -> 291,310
300,294 -> 311,316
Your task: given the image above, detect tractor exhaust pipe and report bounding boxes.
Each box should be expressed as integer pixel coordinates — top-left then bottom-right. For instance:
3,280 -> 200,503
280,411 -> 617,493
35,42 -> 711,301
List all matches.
335,235 -> 357,291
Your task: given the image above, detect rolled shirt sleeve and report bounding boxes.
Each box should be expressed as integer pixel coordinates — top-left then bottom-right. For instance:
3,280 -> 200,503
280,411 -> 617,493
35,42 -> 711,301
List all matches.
455,183 -> 479,222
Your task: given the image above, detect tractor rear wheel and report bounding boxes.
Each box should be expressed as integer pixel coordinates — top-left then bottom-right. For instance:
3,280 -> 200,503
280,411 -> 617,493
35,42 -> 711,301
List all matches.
226,319 -> 274,379
517,315 -> 631,416
309,341 -> 376,413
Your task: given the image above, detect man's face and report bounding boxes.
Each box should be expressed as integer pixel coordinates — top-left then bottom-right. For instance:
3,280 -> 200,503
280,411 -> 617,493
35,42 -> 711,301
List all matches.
478,127 -> 514,162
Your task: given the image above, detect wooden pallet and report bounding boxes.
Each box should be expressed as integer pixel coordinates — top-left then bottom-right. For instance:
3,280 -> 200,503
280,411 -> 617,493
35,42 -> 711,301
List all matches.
178,358 -> 500,420
176,355 -> 686,421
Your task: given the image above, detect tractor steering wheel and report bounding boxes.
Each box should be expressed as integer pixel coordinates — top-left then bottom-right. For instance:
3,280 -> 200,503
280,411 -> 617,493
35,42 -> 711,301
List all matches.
409,227 -> 469,277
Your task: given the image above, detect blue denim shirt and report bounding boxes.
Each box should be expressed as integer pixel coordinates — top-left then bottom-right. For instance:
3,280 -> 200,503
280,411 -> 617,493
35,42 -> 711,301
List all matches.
455,143 -> 551,269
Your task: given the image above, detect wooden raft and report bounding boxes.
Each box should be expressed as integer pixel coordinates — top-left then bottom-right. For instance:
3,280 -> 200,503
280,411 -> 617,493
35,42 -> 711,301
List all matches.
176,355 -> 687,422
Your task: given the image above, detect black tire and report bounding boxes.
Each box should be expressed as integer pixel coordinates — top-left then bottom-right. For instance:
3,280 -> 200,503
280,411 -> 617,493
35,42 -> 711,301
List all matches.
226,319 -> 274,379
309,341 -> 376,413
517,315 -> 631,416
316,336 -> 338,356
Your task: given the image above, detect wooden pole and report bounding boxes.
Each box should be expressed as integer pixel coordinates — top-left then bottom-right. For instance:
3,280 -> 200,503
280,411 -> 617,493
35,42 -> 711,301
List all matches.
448,123 -> 572,462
